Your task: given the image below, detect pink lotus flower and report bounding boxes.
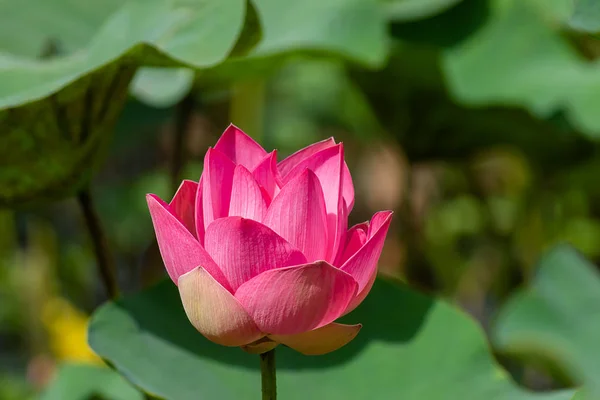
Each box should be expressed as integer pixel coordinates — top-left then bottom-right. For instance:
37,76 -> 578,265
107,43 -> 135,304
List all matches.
147,125 -> 392,355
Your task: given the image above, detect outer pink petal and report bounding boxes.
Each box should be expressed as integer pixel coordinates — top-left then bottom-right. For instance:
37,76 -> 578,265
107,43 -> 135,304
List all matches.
229,165 -> 268,222
178,267 -> 263,346
204,217 -> 307,291
341,211 -> 393,293
194,177 -> 205,245
146,194 -> 230,291
202,148 -> 236,227
169,180 -> 198,238
234,261 -> 358,335
278,137 -> 335,179
334,222 -> 368,267
270,322 -> 361,355
252,150 -> 282,201
263,169 -> 328,262
282,145 -> 345,261
214,124 -> 267,170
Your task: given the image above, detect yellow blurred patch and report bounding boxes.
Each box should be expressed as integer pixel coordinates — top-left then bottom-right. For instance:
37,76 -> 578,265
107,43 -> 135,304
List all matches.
41,297 -> 102,365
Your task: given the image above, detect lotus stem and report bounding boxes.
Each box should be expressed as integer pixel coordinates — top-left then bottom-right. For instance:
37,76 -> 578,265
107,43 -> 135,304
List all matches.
77,187 -> 119,299
260,348 -> 277,400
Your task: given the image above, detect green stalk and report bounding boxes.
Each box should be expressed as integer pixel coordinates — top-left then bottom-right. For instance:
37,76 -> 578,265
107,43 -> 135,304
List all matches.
260,349 -> 277,400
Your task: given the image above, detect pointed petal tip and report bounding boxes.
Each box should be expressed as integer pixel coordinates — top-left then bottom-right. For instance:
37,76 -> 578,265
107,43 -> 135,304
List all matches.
214,124 -> 267,170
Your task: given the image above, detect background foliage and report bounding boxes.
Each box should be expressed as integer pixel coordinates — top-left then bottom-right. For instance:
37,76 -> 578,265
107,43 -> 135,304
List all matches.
1,0 -> 600,398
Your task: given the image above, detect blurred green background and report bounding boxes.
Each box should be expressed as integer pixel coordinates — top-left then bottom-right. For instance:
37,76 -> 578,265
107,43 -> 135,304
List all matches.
1,0 -> 600,398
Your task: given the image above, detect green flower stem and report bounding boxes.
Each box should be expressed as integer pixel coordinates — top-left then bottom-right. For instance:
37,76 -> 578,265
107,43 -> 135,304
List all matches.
77,187 -> 119,299
260,349 -> 277,400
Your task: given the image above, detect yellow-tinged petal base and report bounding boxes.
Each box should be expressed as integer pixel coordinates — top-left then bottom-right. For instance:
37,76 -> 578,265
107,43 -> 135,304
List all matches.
178,267 -> 262,346
270,322 -> 361,355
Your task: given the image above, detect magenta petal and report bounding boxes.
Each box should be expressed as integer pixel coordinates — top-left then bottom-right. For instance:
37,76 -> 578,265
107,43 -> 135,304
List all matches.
263,169 -> 328,262
229,165 -> 268,222
169,180 -> 198,238
204,217 -> 307,291
341,211 -> 393,293
146,194 -> 230,290
252,151 -> 282,201
214,124 -> 267,170
235,261 -> 358,335
282,145 -> 345,261
194,177 -> 205,245
342,162 -> 355,212
334,222 -> 368,267
278,137 -> 336,179
202,148 -> 236,227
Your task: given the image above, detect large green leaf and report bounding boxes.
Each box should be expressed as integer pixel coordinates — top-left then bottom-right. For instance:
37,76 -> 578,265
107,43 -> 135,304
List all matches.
443,0 -> 600,138
0,62 -> 136,206
0,0 -> 245,205
248,0 -> 388,67
41,363 -> 143,400
145,0 -> 391,108
0,0 -> 245,109
0,0 -> 122,57
89,276 -> 576,399
494,245 -> 600,400
570,0 -> 600,33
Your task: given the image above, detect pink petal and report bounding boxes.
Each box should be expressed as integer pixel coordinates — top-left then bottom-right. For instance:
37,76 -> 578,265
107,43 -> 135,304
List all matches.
278,138 -> 354,212
234,261 -> 358,335
368,210 -> 393,237
202,148 -> 236,227
263,169 -> 328,262
252,151 -> 282,201
282,144 -> 345,261
341,211 -> 393,293
178,267 -> 263,346
278,137 -> 335,179
146,194 -> 230,290
270,322 -> 361,355
169,180 -> 198,238
342,162 -> 355,212
214,124 -> 267,170
194,177 -> 205,245
229,165 -> 268,222
204,217 -> 307,291
334,222 -> 368,267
